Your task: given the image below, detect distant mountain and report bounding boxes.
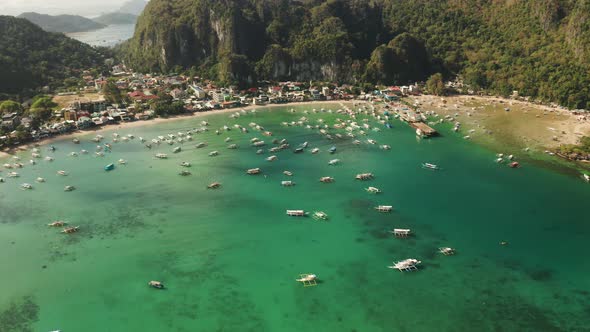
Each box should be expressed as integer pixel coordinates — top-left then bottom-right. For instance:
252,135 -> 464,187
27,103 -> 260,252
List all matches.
0,16 -> 105,95
93,12 -> 138,25
18,12 -> 105,33
117,0 -> 148,16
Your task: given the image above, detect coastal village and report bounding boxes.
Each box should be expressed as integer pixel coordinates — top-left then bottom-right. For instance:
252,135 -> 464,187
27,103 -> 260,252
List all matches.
0,63 -> 422,147
2,62 -> 590,170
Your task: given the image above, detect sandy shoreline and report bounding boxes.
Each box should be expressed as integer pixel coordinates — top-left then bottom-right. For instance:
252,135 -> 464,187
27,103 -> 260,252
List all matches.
406,94 -> 590,150
0,100 -> 352,158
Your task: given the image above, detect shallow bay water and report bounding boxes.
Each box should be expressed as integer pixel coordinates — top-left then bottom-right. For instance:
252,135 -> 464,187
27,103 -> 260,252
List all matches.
0,104 -> 589,331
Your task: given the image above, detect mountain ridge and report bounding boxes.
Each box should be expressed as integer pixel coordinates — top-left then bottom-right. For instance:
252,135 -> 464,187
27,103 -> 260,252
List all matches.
18,12 -> 105,33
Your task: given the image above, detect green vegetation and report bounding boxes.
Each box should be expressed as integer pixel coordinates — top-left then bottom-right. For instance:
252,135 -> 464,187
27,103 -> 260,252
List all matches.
557,136 -> 590,160
18,12 -> 105,33
0,16 -> 106,97
0,100 -> 23,114
426,73 -> 446,96
121,0 -> 590,109
102,80 -> 126,104
28,96 -> 57,122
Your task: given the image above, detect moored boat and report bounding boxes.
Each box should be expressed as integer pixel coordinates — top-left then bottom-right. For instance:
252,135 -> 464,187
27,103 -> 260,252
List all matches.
375,205 -> 393,212
207,182 -> 221,189
311,148 -> 320,154
319,176 -> 334,183
584,174 -> 590,182
148,280 -> 165,289
21,183 -> 33,190
281,180 -> 295,187
104,163 -> 115,171
328,159 -> 340,165
208,151 -> 219,157
283,170 -> 293,176
388,258 -> 421,271
64,186 -> 76,192
179,170 -> 192,176
57,170 -> 68,176
329,146 -> 337,154
180,162 -> 191,167
48,221 -> 66,227
61,226 -> 79,234
365,186 -> 381,194
421,163 -> 439,170
286,210 -> 307,216
266,155 -> 278,162
246,168 -> 261,175
155,153 -> 168,159
355,173 -> 374,180
312,211 -> 328,220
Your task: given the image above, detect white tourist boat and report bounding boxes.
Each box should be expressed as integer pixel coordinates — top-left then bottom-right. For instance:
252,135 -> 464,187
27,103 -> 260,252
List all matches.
365,186 -> 381,194
355,173 -> 374,180
209,151 -> 219,157
180,162 -> 191,167
283,170 -> 293,176
36,177 -> 46,183
312,211 -> 328,220
286,210 -> 307,216
21,183 -> 33,190
64,185 -> 76,192
281,181 -> 295,187
320,176 -> 334,183
118,159 -> 127,165
422,163 -> 439,170
196,142 -> 207,148
266,155 -> 278,162
57,170 -> 68,176
311,148 -> 320,154
583,174 -> 590,183
328,159 -> 340,165
155,153 -> 168,159
375,205 -> 393,212
246,168 -> 261,175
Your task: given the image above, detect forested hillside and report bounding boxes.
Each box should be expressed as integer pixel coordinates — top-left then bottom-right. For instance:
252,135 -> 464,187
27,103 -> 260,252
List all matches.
106,0 -> 590,109
0,16 -> 105,96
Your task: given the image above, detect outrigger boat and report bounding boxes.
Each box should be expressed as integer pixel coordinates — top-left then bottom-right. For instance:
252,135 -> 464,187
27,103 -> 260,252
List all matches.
312,211 -> 328,220
207,182 -> 221,189
329,146 -> 337,154
57,170 -> 68,176
72,138 -> 80,144
380,145 -> 391,150
311,148 -> 320,154
148,280 -> 165,289
281,181 -> 295,187
422,163 -> 439,170
320,176 -> 334,183
266,155 -> 278,162
36,177 -> 46,183
328,159 -> 340,165
61,226 -> 79,234
48,221 -> 66,227
173,146 -> 182,153
355,173 -> 374,180
246,168 -> 261,175
286,210 -> 307,216
179,170 -> 191,176
118,159 -> 127,165
283,170 -> 293,176
208,151 -> 219,157
256,149 -> 264,154
8,172 -> 19,178
365,186 -> 381,194
294,147 -> 304,153
104,163 -> 115,171
375,205 -> 393,212
180,162 -> 191,167
439,247 -> 456,255
584,174 -> 590,182
388,258 -> 421,271
390,229 -> 411,238
296,274 -> 318,287
155,153 -> 168,159
64,186 -> 76,192
509,162 -> 520,168
227,144 -> 238,149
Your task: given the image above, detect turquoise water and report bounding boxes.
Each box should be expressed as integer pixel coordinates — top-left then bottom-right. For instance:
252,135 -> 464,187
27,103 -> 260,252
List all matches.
66,24 -> 135,47
1,104 -> 589,331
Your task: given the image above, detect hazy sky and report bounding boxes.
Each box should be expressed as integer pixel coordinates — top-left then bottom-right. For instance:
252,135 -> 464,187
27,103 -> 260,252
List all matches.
0,0 -> 125,17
